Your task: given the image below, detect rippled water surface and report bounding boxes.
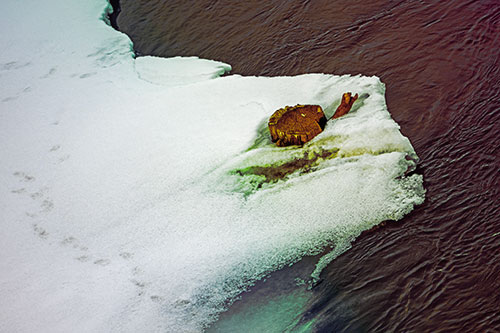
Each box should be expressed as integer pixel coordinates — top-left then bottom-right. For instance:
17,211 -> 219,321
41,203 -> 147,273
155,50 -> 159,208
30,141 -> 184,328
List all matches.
115,0 -> 499,331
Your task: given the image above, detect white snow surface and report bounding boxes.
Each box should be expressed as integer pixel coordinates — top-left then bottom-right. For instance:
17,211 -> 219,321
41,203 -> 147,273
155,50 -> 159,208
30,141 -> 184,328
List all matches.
0,0 -> 425,332
135,56 -> 232,87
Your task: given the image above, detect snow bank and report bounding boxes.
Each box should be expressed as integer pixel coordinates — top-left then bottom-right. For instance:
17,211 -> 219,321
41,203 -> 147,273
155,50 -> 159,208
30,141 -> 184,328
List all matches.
0,0 -> 424,332
135,56 -> 231,86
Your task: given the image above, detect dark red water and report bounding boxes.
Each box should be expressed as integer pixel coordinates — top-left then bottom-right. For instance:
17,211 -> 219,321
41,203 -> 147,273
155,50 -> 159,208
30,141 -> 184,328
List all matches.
115,0 -> 500,331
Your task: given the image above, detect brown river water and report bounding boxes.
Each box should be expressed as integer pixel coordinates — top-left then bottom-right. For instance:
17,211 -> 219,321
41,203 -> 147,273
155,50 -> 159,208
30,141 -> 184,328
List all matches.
113,0 -> 499,331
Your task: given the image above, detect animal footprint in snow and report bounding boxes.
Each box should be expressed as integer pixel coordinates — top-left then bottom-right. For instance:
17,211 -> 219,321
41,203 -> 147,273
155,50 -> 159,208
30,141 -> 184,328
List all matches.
47,144 -> 70,163
40,199 -> 54,212
76,255 -> 90,262
58,155 -> 70,163
49,145 -> 61,152
61,236 -> 78,247
30,191 -> 45,200
150,295 -> 164,303
131,279 -> 146,288
13,171 -> 35,182
11,188 -> 26,194
131,279 -> 148,296
40,67 -> 57,79
1,61 -> 31,71
79,72 -> 97,79
94,259 -> 111,266
119,252 -> 133,260
61,236 -> 89,252
33,224 -> 48,239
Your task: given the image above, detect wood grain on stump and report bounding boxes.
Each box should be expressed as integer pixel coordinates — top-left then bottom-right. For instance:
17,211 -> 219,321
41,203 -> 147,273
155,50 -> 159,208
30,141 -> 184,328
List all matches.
268,105 -> 327,146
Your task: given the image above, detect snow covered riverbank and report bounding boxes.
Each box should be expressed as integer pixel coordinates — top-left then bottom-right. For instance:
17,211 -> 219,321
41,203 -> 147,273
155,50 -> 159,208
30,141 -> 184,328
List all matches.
0,0 -> 424,331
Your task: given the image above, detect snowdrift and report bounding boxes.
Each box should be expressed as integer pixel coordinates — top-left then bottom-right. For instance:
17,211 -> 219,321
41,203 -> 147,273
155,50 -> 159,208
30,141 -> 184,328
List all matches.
0,0 -> 424,331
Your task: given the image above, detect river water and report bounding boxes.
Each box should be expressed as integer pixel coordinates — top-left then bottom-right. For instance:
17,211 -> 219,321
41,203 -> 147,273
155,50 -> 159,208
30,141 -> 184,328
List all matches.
114,0 -> 499,331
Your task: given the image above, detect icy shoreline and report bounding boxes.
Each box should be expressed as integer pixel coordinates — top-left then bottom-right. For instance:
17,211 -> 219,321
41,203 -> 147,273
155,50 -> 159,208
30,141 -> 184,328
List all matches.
107,0 -> 121,30
0,0 -> 424,332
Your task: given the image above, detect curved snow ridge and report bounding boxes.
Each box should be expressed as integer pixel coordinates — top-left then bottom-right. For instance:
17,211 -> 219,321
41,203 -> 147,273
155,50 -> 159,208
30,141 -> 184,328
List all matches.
134,56 -> 232,87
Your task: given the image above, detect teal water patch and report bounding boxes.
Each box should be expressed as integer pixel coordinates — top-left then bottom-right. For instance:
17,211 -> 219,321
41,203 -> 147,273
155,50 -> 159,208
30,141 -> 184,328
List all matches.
209,290 -> 311,333
207,256 -> 322,333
